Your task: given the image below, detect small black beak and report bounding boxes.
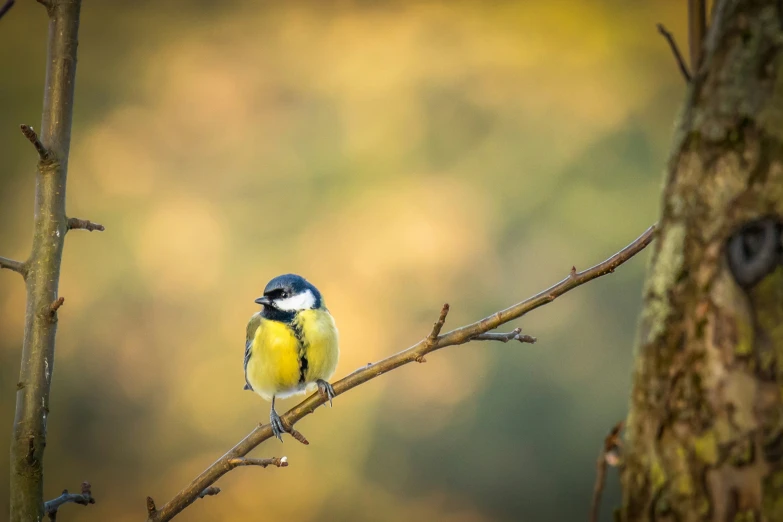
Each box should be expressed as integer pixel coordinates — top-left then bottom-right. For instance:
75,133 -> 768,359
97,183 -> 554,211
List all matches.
254,296 -> 272,306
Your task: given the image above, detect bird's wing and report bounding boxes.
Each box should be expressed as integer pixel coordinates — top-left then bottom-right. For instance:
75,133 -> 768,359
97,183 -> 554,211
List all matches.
243,314 -> 263,391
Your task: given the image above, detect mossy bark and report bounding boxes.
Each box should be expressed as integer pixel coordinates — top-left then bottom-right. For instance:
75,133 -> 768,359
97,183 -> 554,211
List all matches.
9,2 -> 81,521
622,1 -> 783,521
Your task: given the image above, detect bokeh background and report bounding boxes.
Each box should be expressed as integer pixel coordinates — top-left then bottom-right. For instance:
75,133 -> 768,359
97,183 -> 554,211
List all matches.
0,1 -> 692,520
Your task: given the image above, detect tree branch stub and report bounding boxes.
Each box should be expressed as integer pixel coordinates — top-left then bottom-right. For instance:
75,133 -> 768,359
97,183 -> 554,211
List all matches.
67,217 -> 104,232
0,256 -> 27,277
590,422 -> 624,522
19,124 -> 51,161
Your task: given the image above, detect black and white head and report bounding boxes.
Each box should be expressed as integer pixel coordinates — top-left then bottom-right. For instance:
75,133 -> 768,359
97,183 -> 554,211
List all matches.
254,274 -> 323,315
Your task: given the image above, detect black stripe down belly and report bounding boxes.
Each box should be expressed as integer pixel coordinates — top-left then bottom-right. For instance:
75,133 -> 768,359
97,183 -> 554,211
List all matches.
291,320 -> 308,384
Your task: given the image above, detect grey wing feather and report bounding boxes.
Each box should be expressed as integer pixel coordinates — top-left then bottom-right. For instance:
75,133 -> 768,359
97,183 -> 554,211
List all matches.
243,314 -> 262,392
243,340 -> 253,391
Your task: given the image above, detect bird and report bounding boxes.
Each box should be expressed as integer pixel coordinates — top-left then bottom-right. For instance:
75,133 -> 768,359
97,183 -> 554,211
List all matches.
244,274 -> 339,441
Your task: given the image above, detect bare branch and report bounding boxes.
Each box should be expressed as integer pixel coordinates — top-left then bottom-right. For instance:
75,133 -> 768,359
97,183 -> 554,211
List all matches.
0,0 -> 14,21
10,1 -> 82,517
19,124 -> 51,161
146,225 -> 655,522
0,256 -> 27,276
472,328 -> 536,344
656,24 -> 692,82
688,0 -> 707,74
589,421 -> 624,522
67,217 -> 105,232
44,482 -> 95,521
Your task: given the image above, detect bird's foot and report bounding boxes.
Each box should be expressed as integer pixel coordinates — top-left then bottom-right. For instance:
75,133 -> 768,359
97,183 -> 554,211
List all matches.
270,408 -> 288,442
316,379 -> 336,407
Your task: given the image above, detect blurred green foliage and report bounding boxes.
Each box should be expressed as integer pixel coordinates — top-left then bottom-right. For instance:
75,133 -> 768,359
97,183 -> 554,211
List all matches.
0,1 -> 687,520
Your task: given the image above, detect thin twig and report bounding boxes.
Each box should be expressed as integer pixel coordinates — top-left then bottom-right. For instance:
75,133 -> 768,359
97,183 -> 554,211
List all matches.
656,24 -> 692,82
44,482 -> 95,521
472,328 -> 536,344
67,217 -> 105,232
428,303 -> 450,343
589,422 -> 624,522
228,456 -> 289,469
0,0 -> 14,21
419,304 -> 451,362
146,225 -> 656,522
19,124 -> 50,160
0,256 -> 26,276
688,0 -> 707,74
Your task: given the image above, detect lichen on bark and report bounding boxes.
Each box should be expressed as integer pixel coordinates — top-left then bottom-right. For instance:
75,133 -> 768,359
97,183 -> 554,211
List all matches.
622,1 -> 783,521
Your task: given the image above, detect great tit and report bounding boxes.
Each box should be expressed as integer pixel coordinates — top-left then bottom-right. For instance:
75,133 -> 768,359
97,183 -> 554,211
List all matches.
244,274 -> 339,441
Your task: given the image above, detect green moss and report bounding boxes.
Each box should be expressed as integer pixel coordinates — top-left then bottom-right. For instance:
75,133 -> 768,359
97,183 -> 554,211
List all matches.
643,224 -> 686,344
763,471 -> 783,518
751,267 -> 783,346
650,455 -> 666,490
674,472 -> 693,496
734,315 -> 755,356
692,431 -> 719,465
731,438 -> 755,466
734,510 -> 757,522
696,497 -> 712,517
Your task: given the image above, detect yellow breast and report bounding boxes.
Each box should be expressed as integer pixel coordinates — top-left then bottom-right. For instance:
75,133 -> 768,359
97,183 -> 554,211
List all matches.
245,318 -> 302,401
295,309 -> 340,388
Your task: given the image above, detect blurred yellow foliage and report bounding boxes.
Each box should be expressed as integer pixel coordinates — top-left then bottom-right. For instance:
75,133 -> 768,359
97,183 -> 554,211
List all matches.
0,0 -> 686,520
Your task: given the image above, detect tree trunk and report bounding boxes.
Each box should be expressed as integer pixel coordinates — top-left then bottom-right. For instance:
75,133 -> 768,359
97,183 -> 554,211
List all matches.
622,1 -> 783,520
9,1 -> 82,521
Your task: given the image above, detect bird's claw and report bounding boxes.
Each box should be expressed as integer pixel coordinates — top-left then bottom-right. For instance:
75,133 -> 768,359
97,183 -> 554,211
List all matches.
316,379 -> 336,407
270,408 -> 287,442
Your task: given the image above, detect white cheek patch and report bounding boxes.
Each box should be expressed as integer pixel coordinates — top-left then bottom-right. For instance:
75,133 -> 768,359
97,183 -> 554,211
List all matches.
275,289 -> 316,311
